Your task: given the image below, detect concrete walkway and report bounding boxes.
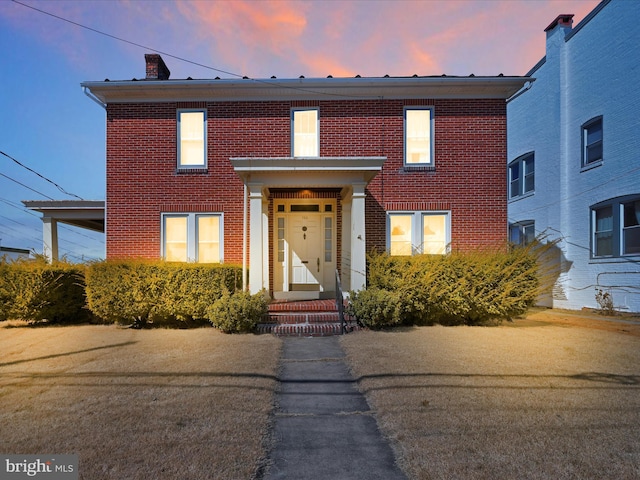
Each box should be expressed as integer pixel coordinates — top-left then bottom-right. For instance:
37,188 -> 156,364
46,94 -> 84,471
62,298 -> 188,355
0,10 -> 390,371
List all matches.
262,337 -> 407,480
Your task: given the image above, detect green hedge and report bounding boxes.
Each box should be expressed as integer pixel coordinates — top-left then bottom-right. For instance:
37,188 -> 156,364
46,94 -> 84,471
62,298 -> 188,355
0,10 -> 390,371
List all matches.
0,259 -> 89,323
85,260 -> 243,326
207,289 -> 268,333
350,244 -> 544,328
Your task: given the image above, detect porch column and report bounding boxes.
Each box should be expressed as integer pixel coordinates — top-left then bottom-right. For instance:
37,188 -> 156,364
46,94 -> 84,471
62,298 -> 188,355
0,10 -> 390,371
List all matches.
248,183 -> 268,294
42,216 -> 59,263
350,182 -> 367,291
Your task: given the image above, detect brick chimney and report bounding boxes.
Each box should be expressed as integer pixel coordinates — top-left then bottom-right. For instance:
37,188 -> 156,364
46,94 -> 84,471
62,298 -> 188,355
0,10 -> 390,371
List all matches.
145,54 -> 171,80
544,14 -> 574,33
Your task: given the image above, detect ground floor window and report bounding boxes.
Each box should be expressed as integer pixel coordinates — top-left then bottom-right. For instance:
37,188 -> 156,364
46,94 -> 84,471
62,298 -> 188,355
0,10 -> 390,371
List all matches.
509,221 -> 535,246
162,213 -> 223,263
388,211 -> 450,255
591,195 -> 640,258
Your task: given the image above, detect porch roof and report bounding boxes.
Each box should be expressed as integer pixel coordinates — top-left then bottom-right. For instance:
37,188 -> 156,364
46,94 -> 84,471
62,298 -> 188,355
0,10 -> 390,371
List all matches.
230,156 -> 386,188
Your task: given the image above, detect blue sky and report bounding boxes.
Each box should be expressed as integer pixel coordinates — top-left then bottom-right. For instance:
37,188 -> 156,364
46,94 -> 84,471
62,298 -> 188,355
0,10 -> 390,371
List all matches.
0,0 -> 599,262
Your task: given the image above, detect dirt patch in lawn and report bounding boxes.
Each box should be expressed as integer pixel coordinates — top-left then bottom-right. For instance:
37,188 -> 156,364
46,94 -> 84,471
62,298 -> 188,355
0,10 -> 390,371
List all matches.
341,310 -> 640,480
0,324 -> 281,479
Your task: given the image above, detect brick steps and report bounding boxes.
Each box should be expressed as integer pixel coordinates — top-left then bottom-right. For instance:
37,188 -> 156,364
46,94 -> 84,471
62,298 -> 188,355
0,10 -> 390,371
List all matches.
259,299 -> 361,337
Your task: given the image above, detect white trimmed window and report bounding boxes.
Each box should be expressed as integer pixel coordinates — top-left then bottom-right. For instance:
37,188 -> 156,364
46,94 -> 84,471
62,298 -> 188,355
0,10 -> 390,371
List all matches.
178,110 -> 206,168
591,195 -> 640,258
404,107 -> 434,166
582,116 -> 603,168
509,221 -> 535,246
292,108 -> 319,157
509,152 -> 535,199
162,213 -> 222,263
388,211 -> 450,255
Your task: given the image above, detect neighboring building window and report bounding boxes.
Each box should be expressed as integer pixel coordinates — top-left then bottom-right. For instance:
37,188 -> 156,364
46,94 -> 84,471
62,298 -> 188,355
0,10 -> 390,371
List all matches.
591,195 -> 640,258
292,108 -> 319,157
623,200 -> 640,255
162,213 -> 222,262
508,152 -> 535,199
178,110 -> 206,168
404,107 -> 434,166
582,116 -> 603,167
388,211 -> 449,255
509,221 -> 535,246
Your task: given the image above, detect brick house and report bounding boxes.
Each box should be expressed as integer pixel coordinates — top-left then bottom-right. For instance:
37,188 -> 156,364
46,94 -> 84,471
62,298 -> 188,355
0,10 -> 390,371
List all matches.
82,55 -> 527,300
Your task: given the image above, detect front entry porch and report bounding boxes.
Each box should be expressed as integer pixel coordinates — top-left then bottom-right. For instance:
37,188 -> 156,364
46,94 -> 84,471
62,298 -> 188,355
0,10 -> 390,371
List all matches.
230,156 -> 385,297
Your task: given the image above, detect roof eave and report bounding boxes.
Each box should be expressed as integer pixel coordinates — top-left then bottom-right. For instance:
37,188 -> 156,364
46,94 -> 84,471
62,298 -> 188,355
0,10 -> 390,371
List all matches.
81,77 -> 530,103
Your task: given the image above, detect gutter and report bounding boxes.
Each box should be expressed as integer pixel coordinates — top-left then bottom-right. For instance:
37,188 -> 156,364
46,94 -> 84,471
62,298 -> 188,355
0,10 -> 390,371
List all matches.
83,86 -> 106,109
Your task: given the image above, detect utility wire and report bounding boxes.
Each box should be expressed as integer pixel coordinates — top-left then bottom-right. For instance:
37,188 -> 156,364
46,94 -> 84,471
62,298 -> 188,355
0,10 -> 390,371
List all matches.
0,172 -> 55,200
1,150 -> 83,200
11,0 -> 380,100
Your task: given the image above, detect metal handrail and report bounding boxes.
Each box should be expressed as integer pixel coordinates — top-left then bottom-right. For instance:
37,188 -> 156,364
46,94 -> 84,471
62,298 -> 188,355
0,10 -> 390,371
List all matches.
335,269 -> 346,334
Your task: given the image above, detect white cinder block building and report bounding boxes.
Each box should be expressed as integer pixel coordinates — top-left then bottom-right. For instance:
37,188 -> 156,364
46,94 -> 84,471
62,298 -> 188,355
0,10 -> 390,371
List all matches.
508,0 -> 640,312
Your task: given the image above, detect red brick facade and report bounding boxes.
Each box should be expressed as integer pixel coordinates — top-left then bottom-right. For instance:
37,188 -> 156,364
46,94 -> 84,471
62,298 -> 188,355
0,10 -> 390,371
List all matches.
105,97 -> 507,261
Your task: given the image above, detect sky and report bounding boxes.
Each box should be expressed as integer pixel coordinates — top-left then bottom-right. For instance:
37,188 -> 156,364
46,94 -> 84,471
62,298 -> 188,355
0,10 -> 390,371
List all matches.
0,0 -> 600,262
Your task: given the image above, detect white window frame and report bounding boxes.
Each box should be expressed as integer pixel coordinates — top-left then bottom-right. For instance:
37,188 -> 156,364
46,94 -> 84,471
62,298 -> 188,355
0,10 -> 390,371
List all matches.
508,152 -> 535,199
162,213 -> 223,263
509,221 -> 535,246
387,211 -> 450,256
582,116 -> 603,168
291,108 -> 319,157
404,107 -> 435,166
177,109 -> 207,168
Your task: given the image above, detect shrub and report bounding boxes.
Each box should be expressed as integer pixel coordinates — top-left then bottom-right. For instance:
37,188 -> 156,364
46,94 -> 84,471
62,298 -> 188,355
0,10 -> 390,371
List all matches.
85,260 -> 243,326
0,258 -> 89,323
207,290 -> 268,333
347,287 -> 403,329
354,243 -> 544,326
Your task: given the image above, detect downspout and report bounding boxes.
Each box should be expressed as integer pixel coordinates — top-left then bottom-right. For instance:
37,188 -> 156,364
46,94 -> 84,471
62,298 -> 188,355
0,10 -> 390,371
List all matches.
242,183 -> 248,291
83,86 -> 106,109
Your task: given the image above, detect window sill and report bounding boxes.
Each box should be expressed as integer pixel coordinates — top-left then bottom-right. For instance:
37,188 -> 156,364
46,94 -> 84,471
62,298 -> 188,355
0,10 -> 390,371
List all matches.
589,255 -> 640,264
508,191 -> 535,203
403,164 -> 436,172
581,160 -> 603,172
175,167 -> 209,174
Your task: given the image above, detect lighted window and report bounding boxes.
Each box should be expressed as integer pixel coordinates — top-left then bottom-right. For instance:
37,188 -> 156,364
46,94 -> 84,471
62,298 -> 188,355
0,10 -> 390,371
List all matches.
422,214 -> 447,254
389,212 -> 449,256
178,110 -> 206,167
582,116 -> 603,167
509,152 -> 535,199
292,108 -> 319,157
404,108 -> 433,165
164,216 -> 188,262
162,213 -> 222,262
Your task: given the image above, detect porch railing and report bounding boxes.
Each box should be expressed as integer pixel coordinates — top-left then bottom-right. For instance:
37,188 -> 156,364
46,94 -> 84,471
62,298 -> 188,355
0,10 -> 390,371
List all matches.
335,269 -> 349,334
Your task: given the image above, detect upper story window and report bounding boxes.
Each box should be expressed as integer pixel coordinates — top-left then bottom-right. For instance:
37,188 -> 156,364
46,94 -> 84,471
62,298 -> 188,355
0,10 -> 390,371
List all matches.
509,221 -> 535,246
509,152 -> 534,199
591,195 -> 640,258
582,116 -> 603,168
292,108 -> 319,157
162,213 -> 223,263
388,211 -> 449,256
178,110 -> 206,168
404,107 -> 434,166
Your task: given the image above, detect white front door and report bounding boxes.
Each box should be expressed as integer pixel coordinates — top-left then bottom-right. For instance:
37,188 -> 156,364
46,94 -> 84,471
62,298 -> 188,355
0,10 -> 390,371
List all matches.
289,213 -> 322,286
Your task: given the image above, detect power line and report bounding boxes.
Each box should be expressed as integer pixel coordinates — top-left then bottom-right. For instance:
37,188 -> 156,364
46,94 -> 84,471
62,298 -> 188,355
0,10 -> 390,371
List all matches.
0,150 -> 83,200
11,0 -> 379,100
0,172 -> 55,200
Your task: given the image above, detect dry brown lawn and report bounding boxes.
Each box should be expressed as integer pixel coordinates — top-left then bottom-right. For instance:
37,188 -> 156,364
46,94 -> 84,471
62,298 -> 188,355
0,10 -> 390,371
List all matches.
341,309 -> 640,480
0,324 -> 281,479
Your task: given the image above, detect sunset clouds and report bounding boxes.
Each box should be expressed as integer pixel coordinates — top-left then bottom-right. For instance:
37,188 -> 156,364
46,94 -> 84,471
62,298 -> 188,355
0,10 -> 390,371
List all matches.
3,0 -> 600,79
